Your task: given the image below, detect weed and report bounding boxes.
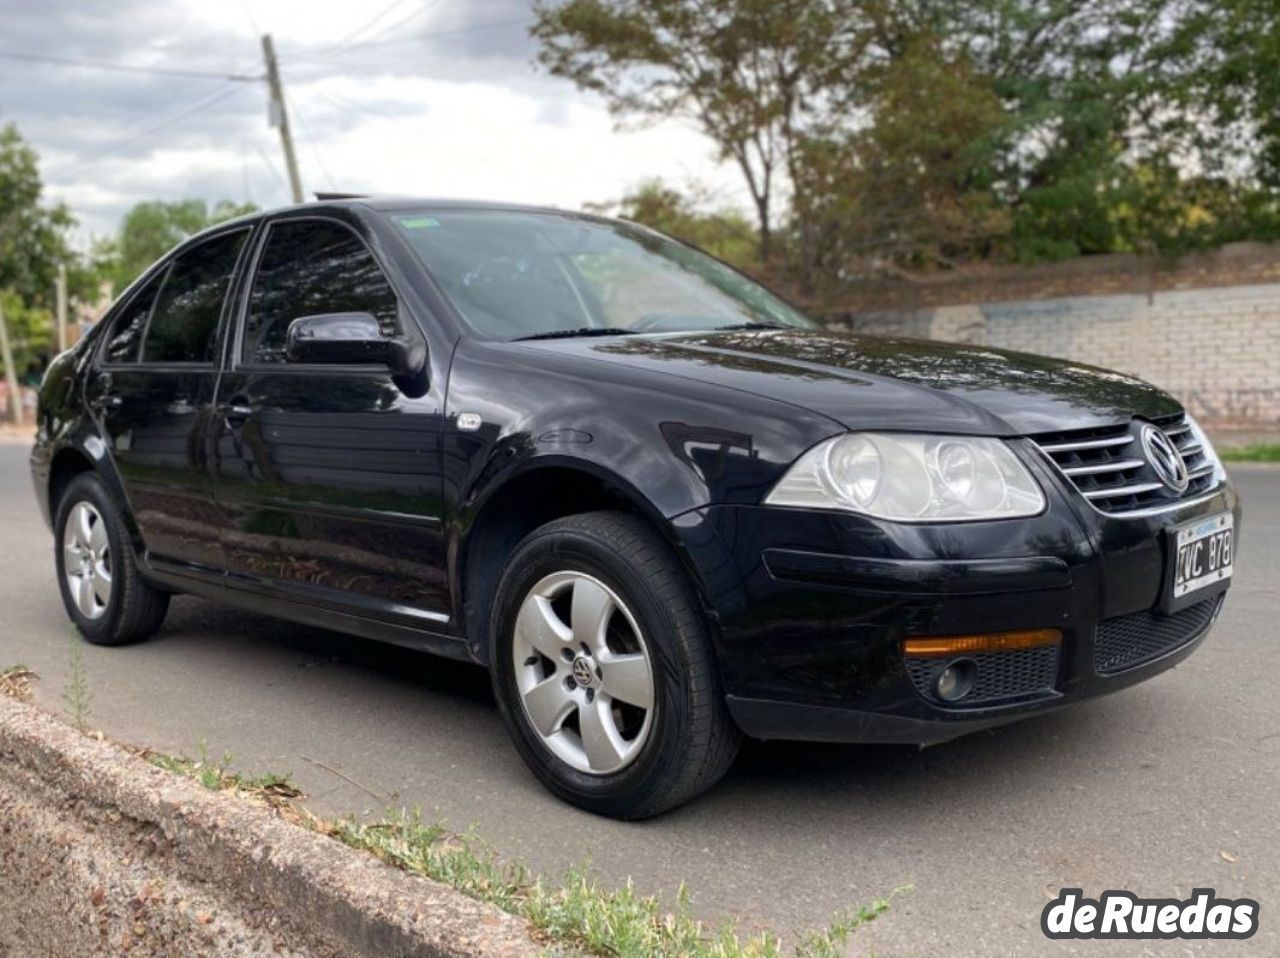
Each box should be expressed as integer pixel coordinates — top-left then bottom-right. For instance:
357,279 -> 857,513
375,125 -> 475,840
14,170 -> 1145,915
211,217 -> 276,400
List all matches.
62,634 -> 91,733
143,749 -> 302,808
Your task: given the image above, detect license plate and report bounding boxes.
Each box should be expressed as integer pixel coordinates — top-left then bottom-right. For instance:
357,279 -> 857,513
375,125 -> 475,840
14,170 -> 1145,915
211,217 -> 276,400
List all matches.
1172,513 -> 1233,601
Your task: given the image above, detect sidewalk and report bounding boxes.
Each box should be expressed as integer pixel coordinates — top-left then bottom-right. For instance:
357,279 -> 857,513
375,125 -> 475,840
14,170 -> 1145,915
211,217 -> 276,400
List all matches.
0,425 -> 32,445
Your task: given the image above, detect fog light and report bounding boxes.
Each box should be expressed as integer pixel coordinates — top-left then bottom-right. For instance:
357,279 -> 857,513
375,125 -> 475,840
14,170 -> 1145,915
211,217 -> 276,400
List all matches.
935,659 -> 977,702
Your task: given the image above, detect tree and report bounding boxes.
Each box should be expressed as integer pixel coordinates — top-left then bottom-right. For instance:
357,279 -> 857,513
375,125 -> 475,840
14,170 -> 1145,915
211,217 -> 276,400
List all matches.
592,178 -> 759,266
1137,0 -> 1280,245
539,0 -> 1280,282
102,198 -> 257,291
790,34 -> 1011,285
0,289 -> 54,382
532,0 -> 883,264
0,123 -> 77,307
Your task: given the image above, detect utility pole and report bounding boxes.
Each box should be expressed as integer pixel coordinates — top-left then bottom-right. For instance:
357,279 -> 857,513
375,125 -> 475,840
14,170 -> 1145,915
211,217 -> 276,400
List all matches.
0,298 -> 22,428
261,33 -> 304,204
55,264 -> 68,352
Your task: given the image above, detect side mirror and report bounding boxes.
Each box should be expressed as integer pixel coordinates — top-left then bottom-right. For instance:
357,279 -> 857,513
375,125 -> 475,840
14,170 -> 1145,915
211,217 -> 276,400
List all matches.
285,312 -> 425,379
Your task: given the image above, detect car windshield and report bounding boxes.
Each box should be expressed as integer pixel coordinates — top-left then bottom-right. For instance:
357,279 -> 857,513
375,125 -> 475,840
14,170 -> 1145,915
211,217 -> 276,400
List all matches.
386,208 -> 815,340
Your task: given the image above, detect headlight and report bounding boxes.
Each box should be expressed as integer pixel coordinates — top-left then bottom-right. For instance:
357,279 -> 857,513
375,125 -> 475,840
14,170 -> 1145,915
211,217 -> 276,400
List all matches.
765,433 -> 1045,521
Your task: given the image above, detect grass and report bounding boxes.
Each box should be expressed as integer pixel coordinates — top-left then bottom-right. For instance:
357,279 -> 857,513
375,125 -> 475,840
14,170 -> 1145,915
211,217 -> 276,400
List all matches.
0,664 -> 36,700
1220,443 -> 1280,462
144,747 -> 902,957
144,745 -> 303,806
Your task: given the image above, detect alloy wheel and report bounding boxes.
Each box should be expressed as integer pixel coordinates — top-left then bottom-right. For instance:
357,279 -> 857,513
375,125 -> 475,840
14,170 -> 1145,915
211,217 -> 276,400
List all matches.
512,571 -> 655,775
63,501 -> 112,620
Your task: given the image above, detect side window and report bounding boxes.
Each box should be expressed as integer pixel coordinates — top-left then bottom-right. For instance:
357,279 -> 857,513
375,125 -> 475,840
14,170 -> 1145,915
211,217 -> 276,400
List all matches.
103,269 -> 166,364
244,219 -> 400,365
141,229 -> 249,364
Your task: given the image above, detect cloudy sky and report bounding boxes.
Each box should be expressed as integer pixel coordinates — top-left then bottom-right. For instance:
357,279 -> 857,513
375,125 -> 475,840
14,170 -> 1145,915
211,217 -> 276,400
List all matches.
0,0 -> 746,245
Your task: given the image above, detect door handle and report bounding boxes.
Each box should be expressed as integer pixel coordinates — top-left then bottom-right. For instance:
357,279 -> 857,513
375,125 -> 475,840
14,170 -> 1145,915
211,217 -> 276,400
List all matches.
88,372 -> 119,410
223,402 -> 254,426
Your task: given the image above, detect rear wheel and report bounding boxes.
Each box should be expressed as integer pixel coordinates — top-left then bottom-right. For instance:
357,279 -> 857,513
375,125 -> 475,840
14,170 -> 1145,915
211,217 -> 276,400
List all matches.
54,473 -> 169,646
490,512 -> 739,819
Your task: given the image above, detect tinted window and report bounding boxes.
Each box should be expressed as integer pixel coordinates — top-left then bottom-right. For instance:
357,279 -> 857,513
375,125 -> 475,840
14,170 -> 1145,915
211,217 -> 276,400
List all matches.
141,229 -> 248,364
244,220 -> 400,365
103,269 -> 166,364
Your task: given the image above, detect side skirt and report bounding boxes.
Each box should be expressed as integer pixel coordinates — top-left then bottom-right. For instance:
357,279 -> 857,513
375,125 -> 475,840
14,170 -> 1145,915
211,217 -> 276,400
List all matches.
143,558 -> 477,665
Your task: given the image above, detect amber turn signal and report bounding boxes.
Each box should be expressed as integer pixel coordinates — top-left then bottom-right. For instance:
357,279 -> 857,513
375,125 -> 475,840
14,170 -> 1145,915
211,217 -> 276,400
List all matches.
903,628 -> 1062,658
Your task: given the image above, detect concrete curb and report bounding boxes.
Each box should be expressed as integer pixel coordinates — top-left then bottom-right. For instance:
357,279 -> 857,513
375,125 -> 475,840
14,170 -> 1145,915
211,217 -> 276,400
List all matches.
0,694 -> 539,957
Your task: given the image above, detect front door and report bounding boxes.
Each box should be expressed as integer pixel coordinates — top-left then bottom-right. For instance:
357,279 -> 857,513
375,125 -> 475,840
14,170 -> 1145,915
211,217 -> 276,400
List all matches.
91,227 -> 252,575
213,215 -> 451,627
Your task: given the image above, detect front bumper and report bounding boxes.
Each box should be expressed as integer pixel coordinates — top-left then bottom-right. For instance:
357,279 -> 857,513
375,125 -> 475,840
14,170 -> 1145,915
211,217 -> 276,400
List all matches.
673,456 -> 1239,745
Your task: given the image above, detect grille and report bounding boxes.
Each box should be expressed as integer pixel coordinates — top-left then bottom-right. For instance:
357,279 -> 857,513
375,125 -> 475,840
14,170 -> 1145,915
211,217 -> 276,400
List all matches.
1031,413 -> 1217,516
1093,597 -> 1221,675
906,646 -> 1059,707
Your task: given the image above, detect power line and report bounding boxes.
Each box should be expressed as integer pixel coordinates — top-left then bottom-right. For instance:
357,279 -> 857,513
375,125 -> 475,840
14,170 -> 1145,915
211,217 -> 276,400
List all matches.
282,16 -> 534,65
51,83 -> 248,179
337,0 -> 447,52
319,0 -> 419,55
0,47 -> 260,82
287,92 -> 337,191
256,143 -> 291,197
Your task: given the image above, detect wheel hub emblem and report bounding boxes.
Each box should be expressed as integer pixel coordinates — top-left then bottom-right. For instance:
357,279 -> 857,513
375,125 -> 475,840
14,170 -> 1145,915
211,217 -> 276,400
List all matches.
571,656 -> 594,688
1140,423 -> 1189,492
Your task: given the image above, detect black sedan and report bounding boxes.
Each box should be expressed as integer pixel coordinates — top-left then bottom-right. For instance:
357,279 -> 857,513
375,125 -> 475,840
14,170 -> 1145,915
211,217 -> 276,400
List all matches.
30,198 -> 1238,818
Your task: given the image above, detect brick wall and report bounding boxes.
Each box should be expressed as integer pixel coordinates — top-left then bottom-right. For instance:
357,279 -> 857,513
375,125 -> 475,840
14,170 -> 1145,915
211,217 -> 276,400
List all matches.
818,246 -> 1280,431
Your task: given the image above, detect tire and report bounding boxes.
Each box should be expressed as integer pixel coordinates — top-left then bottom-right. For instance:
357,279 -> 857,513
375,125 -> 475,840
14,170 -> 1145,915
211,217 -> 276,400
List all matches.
54,473 -> 170,646
489,511 -> 739,819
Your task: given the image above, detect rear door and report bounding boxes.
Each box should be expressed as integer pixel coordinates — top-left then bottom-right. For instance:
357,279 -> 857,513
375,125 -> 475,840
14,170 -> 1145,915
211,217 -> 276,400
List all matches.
90,226 -> 252,576
212,214 -> 451,627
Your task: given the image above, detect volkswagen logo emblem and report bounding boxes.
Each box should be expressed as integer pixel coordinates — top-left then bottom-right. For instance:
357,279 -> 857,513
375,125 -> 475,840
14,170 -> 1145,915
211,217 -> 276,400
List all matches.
571,656 -> 595,688
1139,423 -> 1189,493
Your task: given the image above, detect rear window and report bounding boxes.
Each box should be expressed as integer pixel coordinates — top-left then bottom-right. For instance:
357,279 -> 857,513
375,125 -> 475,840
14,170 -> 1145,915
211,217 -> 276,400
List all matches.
103,269 -> 166,364
141,229 -> 249,364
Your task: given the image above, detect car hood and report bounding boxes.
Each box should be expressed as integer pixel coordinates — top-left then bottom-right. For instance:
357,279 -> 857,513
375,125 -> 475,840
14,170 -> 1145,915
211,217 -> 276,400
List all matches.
526,328 -> 1181,436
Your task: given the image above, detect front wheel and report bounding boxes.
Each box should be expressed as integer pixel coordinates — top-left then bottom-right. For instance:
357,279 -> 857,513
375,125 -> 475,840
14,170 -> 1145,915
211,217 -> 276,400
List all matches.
489,512 -> 739,819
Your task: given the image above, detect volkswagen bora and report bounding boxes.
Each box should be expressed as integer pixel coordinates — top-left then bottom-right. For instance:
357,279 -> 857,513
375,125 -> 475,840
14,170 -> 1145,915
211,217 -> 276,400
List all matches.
31,198 -> 1238,818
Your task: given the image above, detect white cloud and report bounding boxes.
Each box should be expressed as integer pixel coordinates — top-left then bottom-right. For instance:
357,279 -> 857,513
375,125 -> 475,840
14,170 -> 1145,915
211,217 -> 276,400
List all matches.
6,0 -> 750,245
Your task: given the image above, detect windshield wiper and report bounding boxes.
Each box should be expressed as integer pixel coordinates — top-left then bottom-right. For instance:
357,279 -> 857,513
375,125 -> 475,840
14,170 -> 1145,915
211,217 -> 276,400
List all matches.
513,327 -> 639,342
712,322 -> 788,331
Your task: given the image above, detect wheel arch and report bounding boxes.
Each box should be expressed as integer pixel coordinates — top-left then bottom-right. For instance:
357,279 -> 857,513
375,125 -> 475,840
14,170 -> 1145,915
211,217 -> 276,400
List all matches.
45,435 -> 145,558
454,458 -> 717,665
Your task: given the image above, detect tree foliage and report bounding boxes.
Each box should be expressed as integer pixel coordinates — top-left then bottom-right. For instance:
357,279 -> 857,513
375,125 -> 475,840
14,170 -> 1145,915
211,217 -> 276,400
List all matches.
590,178 -> 759,267
0,289 -> 54,382
791,35 -> 1011,287
532,0 -> 883,262
0,123 -> 77,307
535,0 -> 1280,282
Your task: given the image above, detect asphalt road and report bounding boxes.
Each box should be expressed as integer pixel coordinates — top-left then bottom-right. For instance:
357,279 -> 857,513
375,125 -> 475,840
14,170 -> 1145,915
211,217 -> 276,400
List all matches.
1,439 -> 1276,956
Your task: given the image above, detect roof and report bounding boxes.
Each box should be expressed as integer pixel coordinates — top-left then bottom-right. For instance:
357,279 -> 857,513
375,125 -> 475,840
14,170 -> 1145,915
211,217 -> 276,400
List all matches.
282,195 -> 582,216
